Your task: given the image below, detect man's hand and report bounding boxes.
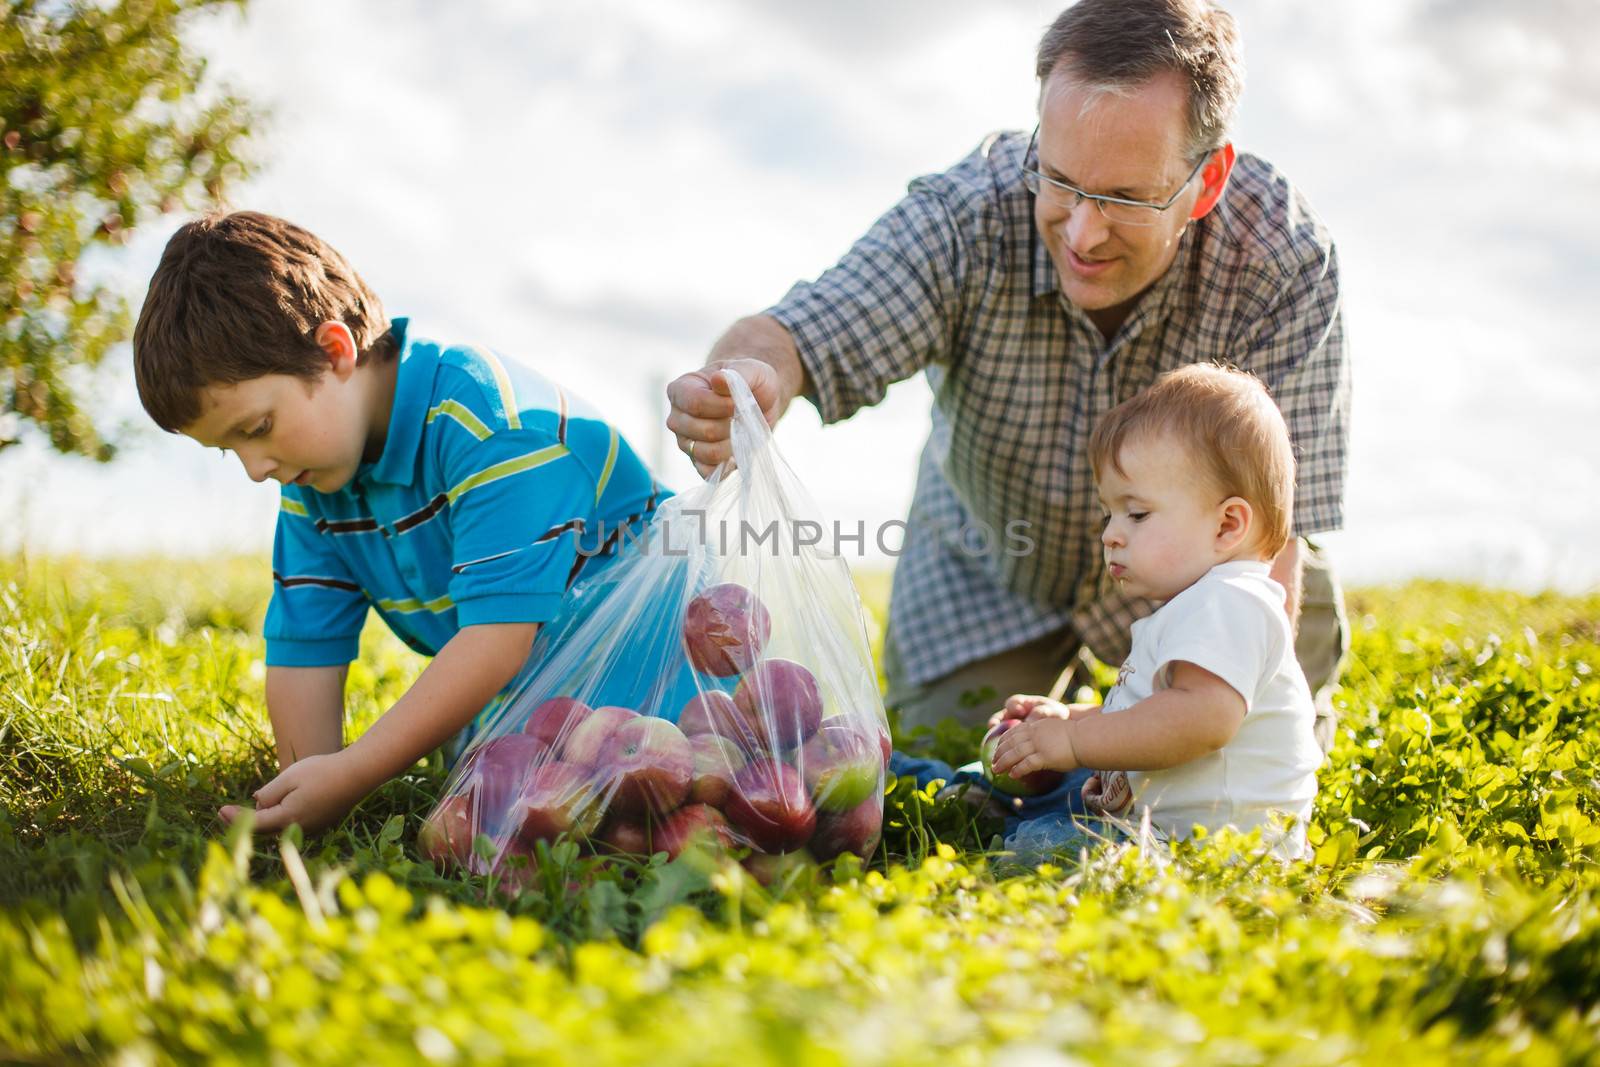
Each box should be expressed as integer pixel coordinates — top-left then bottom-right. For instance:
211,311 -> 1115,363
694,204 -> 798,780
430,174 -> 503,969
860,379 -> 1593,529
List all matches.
219,751 -> 368,835
665,359 -> 785,476
990,717 -> 1081,779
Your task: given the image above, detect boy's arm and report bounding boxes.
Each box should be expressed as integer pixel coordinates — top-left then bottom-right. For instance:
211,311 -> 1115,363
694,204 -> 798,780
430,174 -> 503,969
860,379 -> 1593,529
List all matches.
266,665 -> 347,767
989,662 -> 1246,778
221,622 -> 539,833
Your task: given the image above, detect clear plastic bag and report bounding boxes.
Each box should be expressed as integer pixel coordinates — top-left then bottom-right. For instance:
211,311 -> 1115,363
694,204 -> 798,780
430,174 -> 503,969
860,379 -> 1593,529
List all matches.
419,373 -> 889,879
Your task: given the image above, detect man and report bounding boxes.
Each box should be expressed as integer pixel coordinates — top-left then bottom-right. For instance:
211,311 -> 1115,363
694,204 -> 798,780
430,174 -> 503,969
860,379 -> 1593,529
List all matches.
666,0 -> 1350,750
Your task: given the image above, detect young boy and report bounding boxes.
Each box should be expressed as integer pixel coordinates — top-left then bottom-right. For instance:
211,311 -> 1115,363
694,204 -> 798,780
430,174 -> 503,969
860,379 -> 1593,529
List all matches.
133,211 -> 663,834
990,364 -> 1323,857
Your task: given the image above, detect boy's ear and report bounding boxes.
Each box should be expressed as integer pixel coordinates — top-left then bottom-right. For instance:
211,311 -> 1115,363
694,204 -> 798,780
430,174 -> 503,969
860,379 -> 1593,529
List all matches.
314,321 -> 358,379
1216,496 -> 1253,553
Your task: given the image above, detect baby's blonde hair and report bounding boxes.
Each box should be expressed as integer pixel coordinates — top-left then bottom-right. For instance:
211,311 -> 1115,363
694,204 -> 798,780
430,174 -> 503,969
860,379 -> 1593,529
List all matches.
1089,364 -> 1295,557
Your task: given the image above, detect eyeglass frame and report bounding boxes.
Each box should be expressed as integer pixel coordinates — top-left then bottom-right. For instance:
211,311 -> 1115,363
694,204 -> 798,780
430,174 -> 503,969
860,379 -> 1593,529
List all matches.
1020,125 -> 1212,226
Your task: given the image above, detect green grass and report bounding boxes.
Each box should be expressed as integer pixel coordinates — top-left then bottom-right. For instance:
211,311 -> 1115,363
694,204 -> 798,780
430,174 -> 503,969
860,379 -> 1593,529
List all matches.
2,556 -> 1598,1065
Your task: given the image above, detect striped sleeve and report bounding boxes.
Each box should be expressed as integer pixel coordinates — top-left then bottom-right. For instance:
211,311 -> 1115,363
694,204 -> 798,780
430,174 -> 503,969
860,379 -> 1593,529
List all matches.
439,428 -> 597,627
264,492 -> 370,667
767,178 -> 973,425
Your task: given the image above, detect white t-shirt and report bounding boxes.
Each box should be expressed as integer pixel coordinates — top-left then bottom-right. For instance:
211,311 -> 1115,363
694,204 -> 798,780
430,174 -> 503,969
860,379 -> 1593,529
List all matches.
1100,560 -> 1322,857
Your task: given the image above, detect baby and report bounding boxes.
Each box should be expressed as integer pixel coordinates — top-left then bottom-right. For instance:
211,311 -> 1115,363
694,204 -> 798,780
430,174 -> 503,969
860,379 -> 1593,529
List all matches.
990,364 -> 1323,857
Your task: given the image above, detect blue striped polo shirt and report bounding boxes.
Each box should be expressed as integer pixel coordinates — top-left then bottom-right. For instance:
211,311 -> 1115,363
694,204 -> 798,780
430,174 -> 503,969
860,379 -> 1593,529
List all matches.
264,317 -> 665,667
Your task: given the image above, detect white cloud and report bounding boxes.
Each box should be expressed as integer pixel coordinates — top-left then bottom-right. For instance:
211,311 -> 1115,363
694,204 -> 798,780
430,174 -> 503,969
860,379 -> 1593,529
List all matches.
3,0 -> 1595,593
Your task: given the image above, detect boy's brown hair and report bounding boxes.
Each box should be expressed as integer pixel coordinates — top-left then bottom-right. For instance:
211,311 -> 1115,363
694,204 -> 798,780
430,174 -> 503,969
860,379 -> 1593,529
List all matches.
1089,363 -> 1295,557
133,211 -> 396,432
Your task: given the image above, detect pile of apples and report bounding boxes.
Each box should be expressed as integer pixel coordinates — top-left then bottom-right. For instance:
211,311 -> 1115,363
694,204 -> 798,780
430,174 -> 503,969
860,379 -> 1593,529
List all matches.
420,582 -> 890,876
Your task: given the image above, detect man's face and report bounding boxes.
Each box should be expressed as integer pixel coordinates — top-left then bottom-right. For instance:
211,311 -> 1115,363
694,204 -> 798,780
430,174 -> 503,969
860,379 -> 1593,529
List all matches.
183,369 -> 371,494
1033,68 -> 1205,326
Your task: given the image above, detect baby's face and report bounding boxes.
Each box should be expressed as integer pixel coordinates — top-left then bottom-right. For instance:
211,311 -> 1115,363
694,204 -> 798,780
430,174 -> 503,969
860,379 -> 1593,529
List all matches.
1097,435 -> 1232,602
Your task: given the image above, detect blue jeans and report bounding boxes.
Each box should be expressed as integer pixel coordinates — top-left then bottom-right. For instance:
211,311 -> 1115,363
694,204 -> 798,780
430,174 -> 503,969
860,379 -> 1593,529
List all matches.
888,751 -> 1121,860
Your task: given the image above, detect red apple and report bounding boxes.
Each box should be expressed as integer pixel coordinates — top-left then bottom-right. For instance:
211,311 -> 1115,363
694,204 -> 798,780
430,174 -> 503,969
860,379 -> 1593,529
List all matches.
677,690 -> 752,742
599,717 -> 693,817
523,696 -> 592,749
727,758 -> 816,853
465,734 -> 550,829
511,761 -> 603,845
980,718 -> 1066,796
877,724 -> 893,768
733,659 -> 823,750
682,582 -> 772,676
597,816 -> 655,856
657,803 -> 735,859
799,722 -> 880,813
688,733 -> 746,807
560,705 -> 639,766
809,795 -> 883,861
418,793 -> 477,868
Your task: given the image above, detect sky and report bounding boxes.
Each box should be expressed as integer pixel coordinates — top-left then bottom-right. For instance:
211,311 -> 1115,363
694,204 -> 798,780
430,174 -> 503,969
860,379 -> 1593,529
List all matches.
3,0 -> 1597,592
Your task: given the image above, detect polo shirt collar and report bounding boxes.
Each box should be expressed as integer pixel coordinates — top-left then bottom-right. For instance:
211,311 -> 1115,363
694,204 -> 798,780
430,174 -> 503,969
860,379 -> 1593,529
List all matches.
366,317 -> 439,487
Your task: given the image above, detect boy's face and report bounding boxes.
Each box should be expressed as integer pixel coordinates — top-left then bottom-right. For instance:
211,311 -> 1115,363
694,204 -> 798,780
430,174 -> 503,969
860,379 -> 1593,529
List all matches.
182,368 -> 372,494
1097,435 -> 1246,602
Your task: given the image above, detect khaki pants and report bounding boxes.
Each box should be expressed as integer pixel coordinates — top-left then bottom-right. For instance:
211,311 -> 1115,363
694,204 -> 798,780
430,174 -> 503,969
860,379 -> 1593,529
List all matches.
884,540 -> 1349,754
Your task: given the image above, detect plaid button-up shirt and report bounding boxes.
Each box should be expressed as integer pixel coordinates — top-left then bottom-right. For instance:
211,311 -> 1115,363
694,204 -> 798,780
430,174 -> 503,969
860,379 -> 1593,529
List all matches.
768,131 -> 1349,687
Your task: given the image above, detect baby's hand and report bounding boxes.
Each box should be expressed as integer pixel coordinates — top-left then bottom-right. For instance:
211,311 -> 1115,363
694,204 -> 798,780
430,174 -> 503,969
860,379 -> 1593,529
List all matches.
987,693 -> 1073,730
1083,770 -> 1133,815
990,717 -> 1080,779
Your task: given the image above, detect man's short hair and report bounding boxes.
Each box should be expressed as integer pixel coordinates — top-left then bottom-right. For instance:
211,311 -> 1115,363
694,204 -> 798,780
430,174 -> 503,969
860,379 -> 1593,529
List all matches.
133,211 -> 395,432
1089,364 -> 1295,557
1036,0 -> 1244,160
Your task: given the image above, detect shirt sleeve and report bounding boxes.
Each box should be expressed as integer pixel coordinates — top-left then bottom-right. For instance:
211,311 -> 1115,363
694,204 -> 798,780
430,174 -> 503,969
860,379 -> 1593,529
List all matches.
439,427 -> 599,628
766,181 -> 974,425
1234,238 -> 1351,537
264,494 -> 370,667
1149,581 -> 1281,711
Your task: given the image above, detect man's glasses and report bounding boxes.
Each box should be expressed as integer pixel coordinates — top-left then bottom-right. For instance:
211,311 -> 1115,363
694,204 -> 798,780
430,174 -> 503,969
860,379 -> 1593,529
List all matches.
1020,126 -> 1210,227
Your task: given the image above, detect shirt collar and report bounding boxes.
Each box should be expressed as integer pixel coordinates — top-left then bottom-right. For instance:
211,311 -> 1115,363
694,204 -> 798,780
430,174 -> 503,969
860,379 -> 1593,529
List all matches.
365,317 -> 439,487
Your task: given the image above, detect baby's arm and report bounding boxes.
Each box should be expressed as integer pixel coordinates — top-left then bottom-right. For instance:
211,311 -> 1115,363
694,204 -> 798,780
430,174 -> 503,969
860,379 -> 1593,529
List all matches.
223,622 -> 539,833
989,661 -> 1245,779
265,665 -> 347,768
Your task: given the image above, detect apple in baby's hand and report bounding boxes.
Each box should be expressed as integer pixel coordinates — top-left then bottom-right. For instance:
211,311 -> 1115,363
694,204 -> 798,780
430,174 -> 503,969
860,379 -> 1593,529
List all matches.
809,795 -> 883,861
599,717 -> 693,818
466,733 -> 550,828
657,803 -> 735,859
683,582 -> 772,677
523,696 -> 592,750
734,659 -> 823,751
980,718 -> 1067,797
799,722 -> 880,813
418,793 -> 477,868
726,758 -> 816,853
512,761 -> 604,845
688,733 -> 746,807
560,705 -> 639,766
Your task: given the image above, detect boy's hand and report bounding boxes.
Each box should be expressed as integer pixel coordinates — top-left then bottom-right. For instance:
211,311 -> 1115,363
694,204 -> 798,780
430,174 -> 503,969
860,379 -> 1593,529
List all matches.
219,751 -> 367,835
990,717 -> 1080,779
